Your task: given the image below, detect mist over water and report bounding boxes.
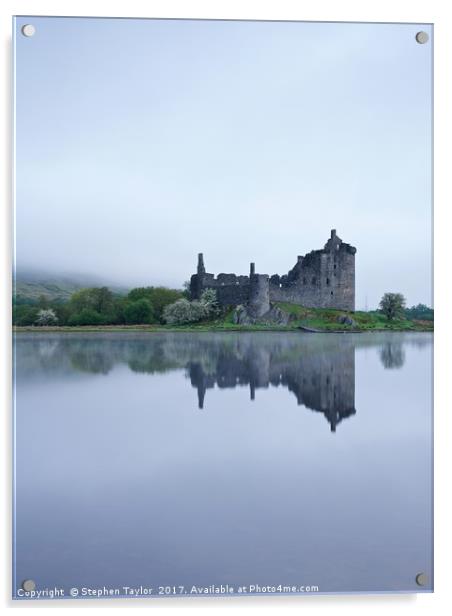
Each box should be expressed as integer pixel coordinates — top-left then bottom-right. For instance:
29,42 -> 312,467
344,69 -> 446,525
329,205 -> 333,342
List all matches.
13,331 -> 432,597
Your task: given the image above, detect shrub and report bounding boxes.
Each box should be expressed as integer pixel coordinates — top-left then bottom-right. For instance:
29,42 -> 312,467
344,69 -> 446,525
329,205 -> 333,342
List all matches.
68,308 -> 104,326
200,288 -> 220,317
34,309 -> 58,326
124,299 -> 154,324
405,303 -> 434,321
127,287 -> 183,321
13,305 -> 39,326
163,298 -> 207,325
162,289 -> 221,325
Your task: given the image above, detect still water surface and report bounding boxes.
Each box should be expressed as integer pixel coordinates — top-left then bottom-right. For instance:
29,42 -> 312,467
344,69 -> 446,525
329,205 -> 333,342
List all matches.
13,331 -> 433,597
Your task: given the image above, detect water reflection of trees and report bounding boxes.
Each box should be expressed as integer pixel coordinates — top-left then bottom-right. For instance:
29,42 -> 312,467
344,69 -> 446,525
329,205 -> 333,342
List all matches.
379,343 -> 406,369
14,331 -> 432,431
70,349 -> 115,374
376,332 -> 431,369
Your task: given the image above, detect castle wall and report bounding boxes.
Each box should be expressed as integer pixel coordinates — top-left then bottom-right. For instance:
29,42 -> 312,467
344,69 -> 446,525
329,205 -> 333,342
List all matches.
190,230 -> 356,312
190,273 -> 250,306
269,250 -> 324,307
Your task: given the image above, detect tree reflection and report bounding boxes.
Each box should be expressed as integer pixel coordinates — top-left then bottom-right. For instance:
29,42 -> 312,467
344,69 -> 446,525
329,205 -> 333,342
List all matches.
379,342 -> 406,369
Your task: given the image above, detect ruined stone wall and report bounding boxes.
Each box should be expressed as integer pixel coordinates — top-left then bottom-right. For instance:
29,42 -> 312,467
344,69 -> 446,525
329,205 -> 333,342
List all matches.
190,272 -> 251,306
269,250 -> 324,307
189,230 -> 356,312
268,232 -> 356,311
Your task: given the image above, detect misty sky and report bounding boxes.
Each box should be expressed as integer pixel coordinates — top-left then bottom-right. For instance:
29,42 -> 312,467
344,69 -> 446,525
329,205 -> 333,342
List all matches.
14,17 -> 432,309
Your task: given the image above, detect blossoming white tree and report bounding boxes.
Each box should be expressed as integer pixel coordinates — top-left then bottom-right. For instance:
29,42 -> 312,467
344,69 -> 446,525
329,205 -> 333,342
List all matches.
35,309 -> 58,326
163,289 -> 220,325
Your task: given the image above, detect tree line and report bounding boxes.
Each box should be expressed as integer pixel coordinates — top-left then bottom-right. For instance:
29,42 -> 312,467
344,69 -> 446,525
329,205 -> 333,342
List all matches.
12,287 -> 433,327
12,286 -> 185,326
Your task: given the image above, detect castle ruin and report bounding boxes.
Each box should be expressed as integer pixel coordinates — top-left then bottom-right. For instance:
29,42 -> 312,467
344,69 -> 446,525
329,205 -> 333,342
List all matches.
190,229 -> 356,313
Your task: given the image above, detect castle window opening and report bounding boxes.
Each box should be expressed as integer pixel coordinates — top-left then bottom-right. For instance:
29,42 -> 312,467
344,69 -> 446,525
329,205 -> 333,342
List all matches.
331,291 -> 334,296
326,277 -> 330,285
311,277 -> 317,285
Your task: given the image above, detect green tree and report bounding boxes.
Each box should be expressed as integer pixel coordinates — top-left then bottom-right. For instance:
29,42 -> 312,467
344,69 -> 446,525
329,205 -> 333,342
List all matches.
69,287 -> 114,313
52,303 -> 71,326
68,287 -> 116,323
68,308 -> 104,326
69,288 -> 95,313
94,287 -> 115,315
127,287 -> 182,322
127,287 -> 153,302
405,303 -> 434,321
124,299 -> 153,324
379,292 -> 406,321
12,305 -> 39,326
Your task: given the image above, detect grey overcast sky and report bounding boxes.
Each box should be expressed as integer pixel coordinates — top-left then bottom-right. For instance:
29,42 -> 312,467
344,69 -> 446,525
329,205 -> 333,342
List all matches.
14,17 -> 432,309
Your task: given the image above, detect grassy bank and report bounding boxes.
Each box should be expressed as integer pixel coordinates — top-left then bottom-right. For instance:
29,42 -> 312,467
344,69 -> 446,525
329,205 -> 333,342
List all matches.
13,305 -> 433,333
274,304 -> 433,332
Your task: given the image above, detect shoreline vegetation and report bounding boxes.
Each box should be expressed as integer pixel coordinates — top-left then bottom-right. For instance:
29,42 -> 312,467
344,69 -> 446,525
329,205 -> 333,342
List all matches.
13,283 -> 434,333
13,305 -> 433,334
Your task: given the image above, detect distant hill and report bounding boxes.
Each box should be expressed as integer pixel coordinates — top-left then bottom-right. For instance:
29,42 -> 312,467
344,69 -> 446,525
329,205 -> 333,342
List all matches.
13,270 -> 129,304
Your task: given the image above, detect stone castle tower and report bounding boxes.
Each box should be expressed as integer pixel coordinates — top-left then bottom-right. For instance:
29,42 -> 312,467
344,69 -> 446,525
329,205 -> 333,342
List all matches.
190,229 -> 356,312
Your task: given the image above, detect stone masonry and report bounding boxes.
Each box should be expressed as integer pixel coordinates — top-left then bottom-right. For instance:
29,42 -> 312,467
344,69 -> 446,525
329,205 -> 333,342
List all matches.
190,229 -> 356,313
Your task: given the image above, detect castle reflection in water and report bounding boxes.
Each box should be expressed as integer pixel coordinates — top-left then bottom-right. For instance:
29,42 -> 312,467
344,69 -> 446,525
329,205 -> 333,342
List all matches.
187,335 -> 356,431
15,331 -> 422,433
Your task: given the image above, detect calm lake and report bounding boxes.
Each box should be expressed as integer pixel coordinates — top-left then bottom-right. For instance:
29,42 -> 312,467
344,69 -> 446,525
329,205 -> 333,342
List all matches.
13,331 -> 433,598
